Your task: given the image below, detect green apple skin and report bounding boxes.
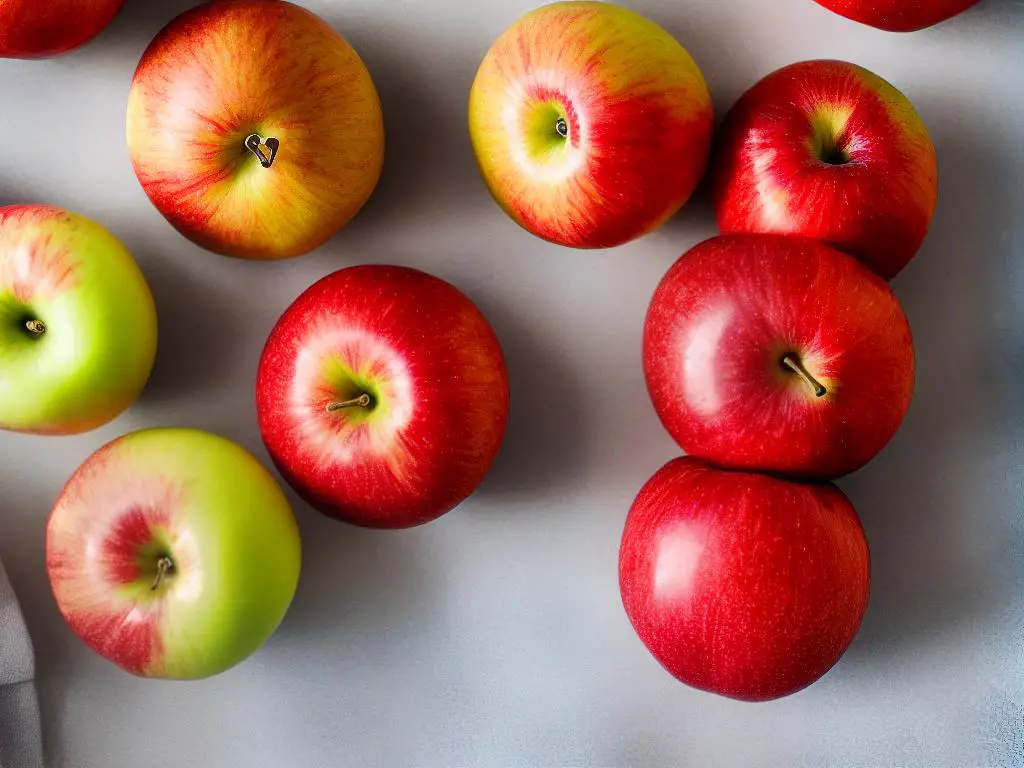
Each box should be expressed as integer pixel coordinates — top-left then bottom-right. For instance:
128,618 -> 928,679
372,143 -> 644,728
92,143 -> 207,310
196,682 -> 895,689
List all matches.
0,205 -> 157,435
46,427 -> 303,680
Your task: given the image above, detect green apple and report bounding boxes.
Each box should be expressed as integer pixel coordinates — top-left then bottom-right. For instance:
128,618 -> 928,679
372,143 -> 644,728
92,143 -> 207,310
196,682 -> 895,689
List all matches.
0,205 -> 158,434
46,427 -> 303,680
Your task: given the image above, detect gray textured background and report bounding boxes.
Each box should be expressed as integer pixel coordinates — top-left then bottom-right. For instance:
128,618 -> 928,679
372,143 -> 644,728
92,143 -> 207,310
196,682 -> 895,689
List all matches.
1,0 -> 1023,765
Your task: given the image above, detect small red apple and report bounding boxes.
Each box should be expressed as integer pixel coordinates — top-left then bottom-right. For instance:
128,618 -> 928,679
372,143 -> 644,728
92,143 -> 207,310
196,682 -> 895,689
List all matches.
643,234 -> 915,480
0,0 -> 124,59
619,456 -> 870,702
256,265 -> 510,529
810,0 -> 981,31
711,59 -> 937,280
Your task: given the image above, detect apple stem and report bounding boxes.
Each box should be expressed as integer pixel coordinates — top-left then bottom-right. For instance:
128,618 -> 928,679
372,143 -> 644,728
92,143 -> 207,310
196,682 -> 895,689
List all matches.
151,556 -> 174,591
555,117 -> 568,138
782,355 -> 827,398
244,134 -> 280,168
326,394 -> 372,413
24,319 -> 45,336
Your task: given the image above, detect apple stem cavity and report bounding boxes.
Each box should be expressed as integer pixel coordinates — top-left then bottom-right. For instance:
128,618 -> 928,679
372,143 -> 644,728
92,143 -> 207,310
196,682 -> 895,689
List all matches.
782,354 -> 827,398
24,319 -> 45,336
151,556 -> 174,591
326,393 -> 373,413
244,134 -> 280,169
555,118 -> 569,139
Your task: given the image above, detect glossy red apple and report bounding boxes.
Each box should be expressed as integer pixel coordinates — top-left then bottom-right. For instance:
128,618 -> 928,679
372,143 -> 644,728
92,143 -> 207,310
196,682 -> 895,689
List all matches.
643,234 -> 915,479
712,59 -> 937,280
811,0 -> 980,31
0,0 -> 124,59
619,456 -> 870,702
256,265 -> 510,529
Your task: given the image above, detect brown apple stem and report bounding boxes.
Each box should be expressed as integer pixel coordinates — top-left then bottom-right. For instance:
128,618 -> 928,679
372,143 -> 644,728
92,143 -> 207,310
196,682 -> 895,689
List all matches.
326,394 -> 372,413
555,117 -> 568,138
243,134 -> 280,169
782,355 -> 827,398
151,556 -> 174,591
25,319 -> 45,336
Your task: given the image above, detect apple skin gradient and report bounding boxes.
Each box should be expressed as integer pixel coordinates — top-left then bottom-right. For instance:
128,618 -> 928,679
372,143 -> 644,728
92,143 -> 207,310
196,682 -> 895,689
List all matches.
257,265 -> 510,529
126,0 -> 384,260
46,428 -> 302,680
811,0 -> 980,31
618,456 -> 870,702
0,0 -> 124,58
0,205 -> 157,435
468,0 -> 714,249
643,234 -> 915,480
712,60 -> 937,280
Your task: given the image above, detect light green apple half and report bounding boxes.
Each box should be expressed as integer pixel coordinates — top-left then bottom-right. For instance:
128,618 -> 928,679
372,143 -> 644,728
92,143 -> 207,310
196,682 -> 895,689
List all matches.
0,206 -> 157,434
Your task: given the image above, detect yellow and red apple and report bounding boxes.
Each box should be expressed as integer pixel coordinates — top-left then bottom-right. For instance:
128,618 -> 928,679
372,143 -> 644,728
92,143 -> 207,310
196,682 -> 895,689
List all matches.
46,428 -> 302,680
126,0 -> 385,260
468,1 -> 714,249
0,205 -> 157,435
0,0 -> 124,58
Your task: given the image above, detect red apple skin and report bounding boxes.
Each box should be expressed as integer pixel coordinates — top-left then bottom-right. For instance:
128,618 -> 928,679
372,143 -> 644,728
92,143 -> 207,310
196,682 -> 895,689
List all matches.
0,0 -> 124,58
643,234 -> 915,480
256,265 -> 510,529
811,0 -> 981,31
712,60 -> 937,280
619,456 -> 870,702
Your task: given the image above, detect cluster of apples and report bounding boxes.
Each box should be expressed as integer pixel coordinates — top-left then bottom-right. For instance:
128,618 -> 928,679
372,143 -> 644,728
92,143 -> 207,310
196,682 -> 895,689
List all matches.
0,0 -> 974,690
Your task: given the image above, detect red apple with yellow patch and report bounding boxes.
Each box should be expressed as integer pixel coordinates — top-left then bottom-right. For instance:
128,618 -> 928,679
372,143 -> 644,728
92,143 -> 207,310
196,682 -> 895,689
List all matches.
126,0 -> 384,260
468,0 -> 714,249
712,59 -> 937,280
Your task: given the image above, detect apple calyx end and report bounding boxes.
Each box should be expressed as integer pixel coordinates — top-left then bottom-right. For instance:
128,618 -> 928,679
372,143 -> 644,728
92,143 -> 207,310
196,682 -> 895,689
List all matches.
781,354 -> 827,398
326,393 -> 373,413
24,319 -> 46,337
244,133 -> 280,169
150,555 -> 175,591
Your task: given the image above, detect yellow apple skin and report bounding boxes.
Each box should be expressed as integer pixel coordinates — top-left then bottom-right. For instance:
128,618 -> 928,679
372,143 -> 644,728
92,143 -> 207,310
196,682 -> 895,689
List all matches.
126,0 -> 385,260
469,1 -> 714,249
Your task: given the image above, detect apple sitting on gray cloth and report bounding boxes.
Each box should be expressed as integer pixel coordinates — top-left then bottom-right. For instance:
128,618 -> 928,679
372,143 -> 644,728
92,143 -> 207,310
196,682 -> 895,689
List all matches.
0,558 -> 43,768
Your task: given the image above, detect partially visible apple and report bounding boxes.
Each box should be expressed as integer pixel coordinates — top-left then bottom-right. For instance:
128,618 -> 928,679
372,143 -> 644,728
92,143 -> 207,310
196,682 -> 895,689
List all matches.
0,205 -> 157,435
712,59 -> 937,280
126,0 -> 384,260
256,265 -> 509,529
619,456 -> 870,702
811,0 -> 980,31
468,0 -> 714,249
46,427 -> 302,680
0,0 -> 124,59
643,234 -> 915,479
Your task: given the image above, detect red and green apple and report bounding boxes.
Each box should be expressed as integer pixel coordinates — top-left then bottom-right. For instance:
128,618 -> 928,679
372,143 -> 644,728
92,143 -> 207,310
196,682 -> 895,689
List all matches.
126,0 -> 385,260
643,234 -> 915,480
46,427 -> 302,680
0,205 -> 157,435
619,456 -> 871,702
810,0 -> 981,31
468,0 -> 714,249
712,59 -> 937,280
0,0 -> 124,58
256,264 -> 509,529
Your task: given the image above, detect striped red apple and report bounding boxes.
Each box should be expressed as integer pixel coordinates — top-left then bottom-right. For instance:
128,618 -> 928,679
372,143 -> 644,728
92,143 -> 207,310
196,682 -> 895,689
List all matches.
126,0 -> 384,260
468,0 -> 714,249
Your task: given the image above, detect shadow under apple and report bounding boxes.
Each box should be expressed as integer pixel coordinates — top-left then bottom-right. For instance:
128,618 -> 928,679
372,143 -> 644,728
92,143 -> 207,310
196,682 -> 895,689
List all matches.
838,98 -> 1021,665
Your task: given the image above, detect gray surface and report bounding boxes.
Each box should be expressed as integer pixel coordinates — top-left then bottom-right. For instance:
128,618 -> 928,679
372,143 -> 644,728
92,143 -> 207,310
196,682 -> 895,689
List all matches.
0,0 -> 1022,765
0,558 -> 42,768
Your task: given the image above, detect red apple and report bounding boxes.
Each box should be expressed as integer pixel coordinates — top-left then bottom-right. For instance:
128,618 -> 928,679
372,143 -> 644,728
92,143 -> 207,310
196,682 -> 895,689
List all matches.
643,234 -> 915,479
0,0 -> 124,59
619,456 -> 870,702
811,0 -> 981,31
126,0 -> 384,260
711,59 -> 937,280
468,0 -> 714,249
256,265 -> 510,529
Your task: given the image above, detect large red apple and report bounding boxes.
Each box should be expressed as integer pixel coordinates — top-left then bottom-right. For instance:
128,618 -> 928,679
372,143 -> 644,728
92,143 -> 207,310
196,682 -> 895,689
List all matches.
256,265 -> 510,529
619,456 -> 870,702
0,0 -> 124,59
712,59 -> 937,280
126,0 -> 384,260
811,0 -> 981,31
643,234 -> 915,480
468,0 -> 714,249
